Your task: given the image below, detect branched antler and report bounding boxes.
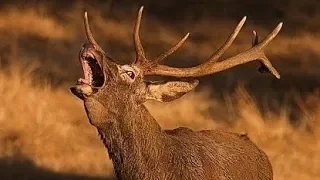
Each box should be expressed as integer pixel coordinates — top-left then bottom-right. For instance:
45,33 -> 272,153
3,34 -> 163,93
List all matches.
133,6 -> 282,79
133,6 -> 190,66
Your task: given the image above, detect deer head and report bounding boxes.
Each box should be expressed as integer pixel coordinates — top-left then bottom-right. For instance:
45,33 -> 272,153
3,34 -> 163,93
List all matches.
70,6 -> 282,126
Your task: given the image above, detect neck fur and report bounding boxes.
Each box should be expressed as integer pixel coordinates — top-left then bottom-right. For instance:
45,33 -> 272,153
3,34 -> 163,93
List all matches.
97,104 -> 162,179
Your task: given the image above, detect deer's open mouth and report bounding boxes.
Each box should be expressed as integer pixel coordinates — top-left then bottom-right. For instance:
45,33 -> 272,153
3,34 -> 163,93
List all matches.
78,51 -> 104,88
71,45 -> 106,99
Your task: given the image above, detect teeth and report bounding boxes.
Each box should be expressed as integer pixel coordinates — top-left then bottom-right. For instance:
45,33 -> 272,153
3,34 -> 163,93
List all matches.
88,70 -> 93,84
77,78 -> 90,85
83,61 -> 93,85
79,50 -> 104,88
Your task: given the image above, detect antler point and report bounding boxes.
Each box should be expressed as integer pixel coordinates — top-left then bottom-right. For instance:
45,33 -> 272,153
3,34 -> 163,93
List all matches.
275,22 -> 283,32
252,30 -> 257,35
278,22 -> 284,28
238,16 -> 247,27
139,6 -> 144,12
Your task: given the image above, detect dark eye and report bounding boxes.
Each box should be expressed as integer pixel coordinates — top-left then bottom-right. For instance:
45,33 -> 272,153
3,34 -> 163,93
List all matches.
126,71 -> 135,79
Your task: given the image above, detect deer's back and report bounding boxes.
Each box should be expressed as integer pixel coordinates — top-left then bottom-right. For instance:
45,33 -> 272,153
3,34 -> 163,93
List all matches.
161,127 -> 273,180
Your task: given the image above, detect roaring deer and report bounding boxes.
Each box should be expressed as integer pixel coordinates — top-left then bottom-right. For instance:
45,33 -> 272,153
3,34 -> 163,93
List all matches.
70,6 -> 283,180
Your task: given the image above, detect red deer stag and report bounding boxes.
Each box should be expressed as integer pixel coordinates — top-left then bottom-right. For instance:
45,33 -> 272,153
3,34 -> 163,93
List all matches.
70,6 -> 283,180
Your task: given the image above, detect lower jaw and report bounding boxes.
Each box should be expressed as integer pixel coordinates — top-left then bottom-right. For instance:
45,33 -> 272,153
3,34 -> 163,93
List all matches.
70,84 -> 93,99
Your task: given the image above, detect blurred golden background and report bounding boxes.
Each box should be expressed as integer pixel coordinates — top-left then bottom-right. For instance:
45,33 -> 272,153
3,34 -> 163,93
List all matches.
0,0 -> 319,179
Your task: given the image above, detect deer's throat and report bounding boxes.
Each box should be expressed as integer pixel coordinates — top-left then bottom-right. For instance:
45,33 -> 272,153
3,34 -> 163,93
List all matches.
96,105 -> 163,177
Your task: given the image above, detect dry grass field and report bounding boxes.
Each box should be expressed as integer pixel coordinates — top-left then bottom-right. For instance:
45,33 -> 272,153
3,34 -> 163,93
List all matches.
0,1 -> 319,179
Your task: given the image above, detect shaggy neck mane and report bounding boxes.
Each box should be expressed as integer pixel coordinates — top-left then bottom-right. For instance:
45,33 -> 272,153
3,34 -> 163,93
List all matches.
97,104 -> 163,178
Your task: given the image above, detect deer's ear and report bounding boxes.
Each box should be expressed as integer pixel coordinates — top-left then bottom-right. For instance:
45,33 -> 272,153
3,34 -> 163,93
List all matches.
145,80 -> 199,102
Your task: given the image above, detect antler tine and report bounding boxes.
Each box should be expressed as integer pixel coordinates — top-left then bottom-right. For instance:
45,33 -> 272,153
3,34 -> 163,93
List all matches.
154,33 -> 190,63
252,30 -> 258,46
144,21 -> 283,79
208,16 -> 247,63
133,6 -> 189,65
134,6 -> 147,64
148,16 -> 245,65
252,30 -> 270,74
84,12 -> 105,53
253,23 -> 283,78
257,22 -> 283,49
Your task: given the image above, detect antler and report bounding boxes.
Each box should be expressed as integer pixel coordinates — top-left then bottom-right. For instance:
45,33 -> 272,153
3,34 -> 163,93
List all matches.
133,6 -> 282,79
133,6 -> 190,66
84,12 -> 106,53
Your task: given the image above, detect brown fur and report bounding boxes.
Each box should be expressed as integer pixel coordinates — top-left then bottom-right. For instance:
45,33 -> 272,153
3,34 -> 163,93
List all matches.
70,47 -> 273,180
70,7 -> 278,179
